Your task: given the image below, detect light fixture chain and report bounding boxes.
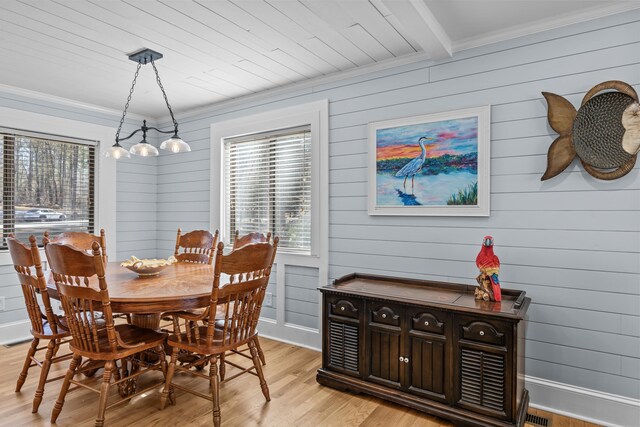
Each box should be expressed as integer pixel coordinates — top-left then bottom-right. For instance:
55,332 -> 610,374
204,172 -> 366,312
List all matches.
115,62 -> 142,142
151,60 -> 179,129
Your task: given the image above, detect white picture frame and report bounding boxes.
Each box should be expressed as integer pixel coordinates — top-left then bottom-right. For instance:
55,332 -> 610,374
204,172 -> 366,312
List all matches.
368,105 -> 490,216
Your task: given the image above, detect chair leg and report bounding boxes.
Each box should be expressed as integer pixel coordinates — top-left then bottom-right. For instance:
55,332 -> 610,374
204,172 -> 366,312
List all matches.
219,352 -> 226,381
32,339 -> 56,413
52,342 -> 61,358
95,360 -> 114,427
249,339 -> 270,402
51,353 -> 81,423
157,345 -> 168,377
254,337 -> 266,366
209,356 -> 221,427
160,347 -> 178,410
16,337 -> 39,392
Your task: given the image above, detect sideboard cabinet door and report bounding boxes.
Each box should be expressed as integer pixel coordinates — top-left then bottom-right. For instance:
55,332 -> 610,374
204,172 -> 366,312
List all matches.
364,302 -> 403,389
454,316 -> 513,421
405,308 -> 451,403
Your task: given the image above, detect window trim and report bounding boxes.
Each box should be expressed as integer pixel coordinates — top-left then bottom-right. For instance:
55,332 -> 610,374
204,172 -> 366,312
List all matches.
211,100 -> 328,259
0,107 -> 117,265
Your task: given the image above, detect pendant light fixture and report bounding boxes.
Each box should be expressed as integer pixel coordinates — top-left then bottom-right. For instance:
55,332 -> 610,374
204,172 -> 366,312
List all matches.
105,48 -> 190,159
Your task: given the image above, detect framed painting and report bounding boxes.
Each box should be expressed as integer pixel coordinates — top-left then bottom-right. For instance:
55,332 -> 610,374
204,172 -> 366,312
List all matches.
368,106 -> 490,216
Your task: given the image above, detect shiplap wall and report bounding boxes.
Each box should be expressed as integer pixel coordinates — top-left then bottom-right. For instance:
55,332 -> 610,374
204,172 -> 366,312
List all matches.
285,266 -> 320,329
0,90 -> 158,326
156,11 -> 640,401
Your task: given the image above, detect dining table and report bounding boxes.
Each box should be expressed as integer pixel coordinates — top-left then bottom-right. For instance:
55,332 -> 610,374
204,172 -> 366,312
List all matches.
47,261 -> 219,329
46,261 -> 222,396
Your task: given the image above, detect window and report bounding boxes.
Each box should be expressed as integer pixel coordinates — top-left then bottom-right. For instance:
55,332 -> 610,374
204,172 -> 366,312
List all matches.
1,128 -> 96,248
223,126 -> 311,254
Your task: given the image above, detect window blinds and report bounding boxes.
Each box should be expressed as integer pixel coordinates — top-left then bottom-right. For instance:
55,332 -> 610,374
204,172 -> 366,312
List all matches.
0,128 -> 96,248
224,126 -> 311,253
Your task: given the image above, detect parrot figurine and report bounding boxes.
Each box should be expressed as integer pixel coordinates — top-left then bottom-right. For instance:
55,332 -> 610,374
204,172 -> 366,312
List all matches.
476,235 -> 502,302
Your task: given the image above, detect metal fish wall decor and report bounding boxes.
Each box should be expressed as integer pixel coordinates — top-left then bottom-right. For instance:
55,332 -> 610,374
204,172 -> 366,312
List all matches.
542,80 -> 640,180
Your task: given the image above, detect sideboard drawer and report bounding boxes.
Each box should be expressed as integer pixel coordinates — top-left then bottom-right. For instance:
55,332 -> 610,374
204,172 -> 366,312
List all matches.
410,311 -> 446,335
460,319 -> 507,347
370,304 -> 401,327
329,298 -> 360,319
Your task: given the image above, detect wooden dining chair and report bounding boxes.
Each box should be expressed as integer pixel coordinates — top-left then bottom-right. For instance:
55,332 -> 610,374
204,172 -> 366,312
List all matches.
43,229 -> 126,322
45,241 -> 169,427
161,228 -> 220,333
160,238 -> 279,427
226,230 -> 273,368
174,228 -> 219,264
232,230 -> 271,250
7,235 -> 73,413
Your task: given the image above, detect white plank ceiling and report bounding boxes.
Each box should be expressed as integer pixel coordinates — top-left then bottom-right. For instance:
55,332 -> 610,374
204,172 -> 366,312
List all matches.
0,0 -> 638,117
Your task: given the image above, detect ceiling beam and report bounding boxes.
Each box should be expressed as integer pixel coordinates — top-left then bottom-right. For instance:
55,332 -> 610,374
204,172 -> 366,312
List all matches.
381,0 -> 452,59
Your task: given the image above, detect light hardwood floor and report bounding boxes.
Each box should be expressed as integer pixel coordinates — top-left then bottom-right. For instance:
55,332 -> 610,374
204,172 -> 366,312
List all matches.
0,337 -> 599,426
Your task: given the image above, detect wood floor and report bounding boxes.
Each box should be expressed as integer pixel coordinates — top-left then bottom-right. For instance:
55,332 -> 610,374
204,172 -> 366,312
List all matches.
0,337 -> 599,427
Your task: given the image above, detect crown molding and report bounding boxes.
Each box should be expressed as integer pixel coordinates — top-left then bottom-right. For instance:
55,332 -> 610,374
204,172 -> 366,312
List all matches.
453,2 -> 640,53
158,51 -> 434,125
0,83 -> 147,122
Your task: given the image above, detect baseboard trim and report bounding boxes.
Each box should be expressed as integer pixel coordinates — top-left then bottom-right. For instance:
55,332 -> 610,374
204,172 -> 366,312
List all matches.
0,319 -> 32,345
526,375 -> 640,427
257,318 -> 321,352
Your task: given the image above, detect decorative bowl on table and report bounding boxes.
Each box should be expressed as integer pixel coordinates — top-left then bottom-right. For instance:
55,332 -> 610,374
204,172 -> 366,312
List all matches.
121,256 -> 177,277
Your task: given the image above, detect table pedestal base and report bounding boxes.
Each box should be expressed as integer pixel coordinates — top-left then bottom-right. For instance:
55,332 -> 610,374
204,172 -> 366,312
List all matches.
130,313 -> 161,330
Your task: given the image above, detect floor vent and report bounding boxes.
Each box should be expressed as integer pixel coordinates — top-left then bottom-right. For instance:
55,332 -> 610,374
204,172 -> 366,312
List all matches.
526,413 -> 551,427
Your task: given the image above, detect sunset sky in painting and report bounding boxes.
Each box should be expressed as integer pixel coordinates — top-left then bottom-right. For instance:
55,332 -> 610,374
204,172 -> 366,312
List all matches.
376,116 -> 478,160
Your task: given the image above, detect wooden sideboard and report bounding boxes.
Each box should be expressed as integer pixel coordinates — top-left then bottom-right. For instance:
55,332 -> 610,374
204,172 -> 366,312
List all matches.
317,273 -> 531,427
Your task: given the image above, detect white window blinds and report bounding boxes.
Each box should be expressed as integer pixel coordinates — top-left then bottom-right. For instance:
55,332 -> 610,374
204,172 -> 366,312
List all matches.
224,126 -> 311,254
1,128 -> 96,248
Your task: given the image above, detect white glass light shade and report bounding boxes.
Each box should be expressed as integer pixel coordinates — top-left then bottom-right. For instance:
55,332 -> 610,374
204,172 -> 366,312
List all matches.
160,136 -> 191,153
129,142 -> 159,157
104,144 -> 130,159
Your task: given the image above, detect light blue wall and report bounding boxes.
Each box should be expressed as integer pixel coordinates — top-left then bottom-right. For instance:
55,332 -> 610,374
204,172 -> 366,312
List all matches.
155,11 -> 640,400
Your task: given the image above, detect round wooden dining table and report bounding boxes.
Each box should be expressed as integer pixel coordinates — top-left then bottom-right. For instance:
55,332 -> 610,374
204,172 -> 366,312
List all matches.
47,262 -> 218,329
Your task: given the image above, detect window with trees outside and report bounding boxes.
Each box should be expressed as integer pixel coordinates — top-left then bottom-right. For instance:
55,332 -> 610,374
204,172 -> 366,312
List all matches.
224,126 -> 311,254
1,128 -> 95,249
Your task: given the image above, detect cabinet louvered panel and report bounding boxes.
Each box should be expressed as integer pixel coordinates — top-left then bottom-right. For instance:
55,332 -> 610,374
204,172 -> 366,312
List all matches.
328,320 -> 359,373
460,349 -> 505,412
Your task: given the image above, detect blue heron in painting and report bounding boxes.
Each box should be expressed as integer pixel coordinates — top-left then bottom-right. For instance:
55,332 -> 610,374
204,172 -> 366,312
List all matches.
395,136 -> 434,190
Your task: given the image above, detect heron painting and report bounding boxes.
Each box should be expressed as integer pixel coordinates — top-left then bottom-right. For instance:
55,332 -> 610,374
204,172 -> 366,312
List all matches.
368,106 -> 491,216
